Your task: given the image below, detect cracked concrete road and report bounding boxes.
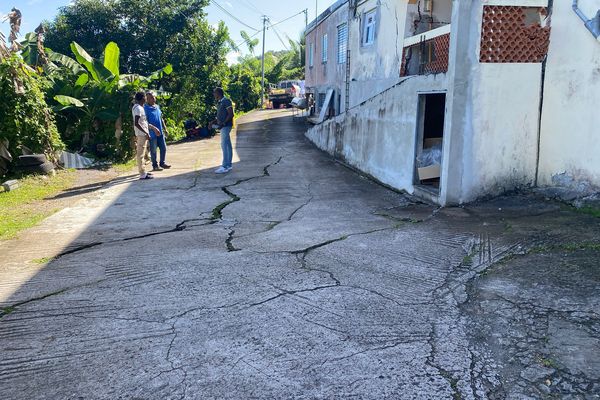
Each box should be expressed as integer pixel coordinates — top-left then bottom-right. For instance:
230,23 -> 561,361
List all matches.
1,110 -> 600,399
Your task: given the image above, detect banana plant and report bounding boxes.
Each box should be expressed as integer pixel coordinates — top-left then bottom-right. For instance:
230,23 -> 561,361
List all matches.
48,41 -> 172,157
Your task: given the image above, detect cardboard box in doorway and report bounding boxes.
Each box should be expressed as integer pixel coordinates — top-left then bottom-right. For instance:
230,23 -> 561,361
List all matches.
418,164 -> 441,180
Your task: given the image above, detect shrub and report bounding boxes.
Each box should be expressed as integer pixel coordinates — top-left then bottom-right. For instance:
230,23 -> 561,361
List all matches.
0,56 -> 64,160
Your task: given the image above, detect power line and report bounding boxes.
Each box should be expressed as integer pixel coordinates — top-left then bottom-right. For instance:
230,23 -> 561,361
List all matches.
235,29 -> 261,49
269,9 -> 307,28
238,0 -> 264,16
269,22 -> 289,51
210,0 -> 259,31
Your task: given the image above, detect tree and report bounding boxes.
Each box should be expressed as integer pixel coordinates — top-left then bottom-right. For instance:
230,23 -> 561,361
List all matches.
45,0 -> 235,126
49,41 -> 172,158
45,0 -> 210,75
0,55 -> 64,160
240,30 -> 259,55
228,66 -> 261,112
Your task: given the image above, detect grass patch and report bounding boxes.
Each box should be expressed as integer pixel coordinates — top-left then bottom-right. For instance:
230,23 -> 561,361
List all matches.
0,306 -> 15,317
576,207 -> 600,218
32,257 -> 55,264
0,171 -> 77,240
463,254 -> 474,265
530,242 -> 600,254
537,355 -> 559,369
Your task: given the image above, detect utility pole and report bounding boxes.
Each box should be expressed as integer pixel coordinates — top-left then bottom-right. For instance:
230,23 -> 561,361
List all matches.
304,8 -> 308,28
260,15 -> 268,108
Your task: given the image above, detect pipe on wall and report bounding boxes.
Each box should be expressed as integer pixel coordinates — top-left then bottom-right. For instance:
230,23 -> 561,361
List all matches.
572,0 -> 600,40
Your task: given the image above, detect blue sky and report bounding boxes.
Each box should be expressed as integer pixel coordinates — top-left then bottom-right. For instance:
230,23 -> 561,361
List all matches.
1,0 -> 329,62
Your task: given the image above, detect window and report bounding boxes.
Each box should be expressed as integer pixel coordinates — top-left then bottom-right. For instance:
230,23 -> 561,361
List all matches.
318,92 -> 326,108
337,23 -> 348,64
321,34 -> 328,63
309,42 -> 314,67
362,9 -> 376,46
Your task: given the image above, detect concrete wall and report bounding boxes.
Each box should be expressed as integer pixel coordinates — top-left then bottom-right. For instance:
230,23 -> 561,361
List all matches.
443,0 -> 546,204
538,0 -> 600,192
405,0 -> 453,37
305,2 -> 349,115
306,74 -> 448,193
347,0 -> 409,108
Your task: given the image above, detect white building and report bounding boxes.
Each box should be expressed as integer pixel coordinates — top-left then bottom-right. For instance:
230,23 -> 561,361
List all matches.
305,0 -> 600,206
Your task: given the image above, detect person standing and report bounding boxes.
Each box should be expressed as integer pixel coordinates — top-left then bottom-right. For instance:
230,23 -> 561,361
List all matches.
132,92 -> 160,180
144,91 -> 172,171
211,87 -> 235,174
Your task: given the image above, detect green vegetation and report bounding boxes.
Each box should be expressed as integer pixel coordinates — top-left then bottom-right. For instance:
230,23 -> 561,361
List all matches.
0,55 -> 64,160
0,170 -> 77,239
537,355 -> 559,369
32,257 -> 55,264
575,206 -> 600,218
49,41 -> 172,160
530,242 -> 600,254
0,0 -> 305,177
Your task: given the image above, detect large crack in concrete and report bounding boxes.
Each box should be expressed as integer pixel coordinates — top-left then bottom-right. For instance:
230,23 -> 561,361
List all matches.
213,156 -> 285,252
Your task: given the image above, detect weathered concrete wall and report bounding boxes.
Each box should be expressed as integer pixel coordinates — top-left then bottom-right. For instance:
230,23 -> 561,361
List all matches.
347,0 -> 409,108
306,74 -> 447,193
405,0 -> 453,37
305,1 -> 349,115
538,0 -> 600,192
443,0 -> 545,204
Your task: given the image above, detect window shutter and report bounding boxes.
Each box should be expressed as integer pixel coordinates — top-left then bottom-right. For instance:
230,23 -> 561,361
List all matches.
337,23 -> 348,64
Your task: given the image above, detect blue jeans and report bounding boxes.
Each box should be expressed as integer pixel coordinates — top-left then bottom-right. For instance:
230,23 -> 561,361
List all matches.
150,135 -> 167,168
220,125 -> 233,169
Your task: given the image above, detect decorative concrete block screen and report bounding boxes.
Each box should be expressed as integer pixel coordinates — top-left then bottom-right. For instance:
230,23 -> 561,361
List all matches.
400,33 -> 450,77
427,34 -> 450,73
480,6 -> 551,63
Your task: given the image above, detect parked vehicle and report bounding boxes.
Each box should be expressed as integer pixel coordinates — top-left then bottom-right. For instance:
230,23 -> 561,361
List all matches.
269,80 -> 303,109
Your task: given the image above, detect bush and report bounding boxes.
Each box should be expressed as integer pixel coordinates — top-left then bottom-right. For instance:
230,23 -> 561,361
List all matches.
229,66 -> 261,113
0,56 -> 64,161
165,117 -> 186,142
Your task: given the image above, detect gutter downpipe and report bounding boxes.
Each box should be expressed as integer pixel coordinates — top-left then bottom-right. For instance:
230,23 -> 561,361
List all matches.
572,0 -> 600,40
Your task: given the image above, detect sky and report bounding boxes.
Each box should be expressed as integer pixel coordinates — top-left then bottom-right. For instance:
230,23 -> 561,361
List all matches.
0,0 -> 330,63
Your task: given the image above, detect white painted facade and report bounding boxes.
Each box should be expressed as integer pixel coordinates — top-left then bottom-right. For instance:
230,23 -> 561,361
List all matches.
538,0 -> 600,191
305,0 -> 600,205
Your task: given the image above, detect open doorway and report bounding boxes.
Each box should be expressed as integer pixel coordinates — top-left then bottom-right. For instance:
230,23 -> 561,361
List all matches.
414,93 -> 446,193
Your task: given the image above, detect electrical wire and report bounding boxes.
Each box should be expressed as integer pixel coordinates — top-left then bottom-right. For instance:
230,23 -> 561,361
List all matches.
238,0 -> 265,16
269,9 -> 307,28
236,29 -> 261,49
269,22 -> 289,51
210,0 -> 259,31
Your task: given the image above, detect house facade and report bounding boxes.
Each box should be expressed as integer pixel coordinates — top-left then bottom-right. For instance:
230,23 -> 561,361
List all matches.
305,0 -> 600,206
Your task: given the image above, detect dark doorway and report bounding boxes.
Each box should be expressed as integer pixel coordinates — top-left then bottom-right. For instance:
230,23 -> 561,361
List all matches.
415,93 -> 446,193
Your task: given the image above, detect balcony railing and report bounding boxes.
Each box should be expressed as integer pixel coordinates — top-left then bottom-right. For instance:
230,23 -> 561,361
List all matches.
400,24 -> 451,77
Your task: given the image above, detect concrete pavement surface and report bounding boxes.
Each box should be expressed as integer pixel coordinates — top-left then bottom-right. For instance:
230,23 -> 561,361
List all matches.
0,110 -> 599,399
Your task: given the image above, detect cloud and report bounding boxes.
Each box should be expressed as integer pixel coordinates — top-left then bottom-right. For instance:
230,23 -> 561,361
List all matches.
225,1 -> 233,8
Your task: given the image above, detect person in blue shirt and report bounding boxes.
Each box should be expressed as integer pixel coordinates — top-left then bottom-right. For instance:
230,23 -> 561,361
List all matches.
144,91 -> 172,171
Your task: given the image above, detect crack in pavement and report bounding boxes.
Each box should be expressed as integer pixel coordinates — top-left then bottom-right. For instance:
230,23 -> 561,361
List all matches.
213,155 -> 286,251
426,324 -> 463,400
53,218 -> 216,260
247,284 -> 340,307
